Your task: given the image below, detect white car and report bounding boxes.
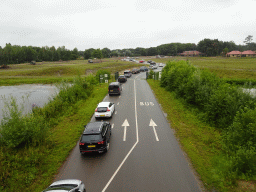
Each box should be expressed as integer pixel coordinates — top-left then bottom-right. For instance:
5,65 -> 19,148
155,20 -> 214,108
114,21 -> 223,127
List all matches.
95,102 -> 115,119
42,179 -> 86,192
159,63 -> 163,67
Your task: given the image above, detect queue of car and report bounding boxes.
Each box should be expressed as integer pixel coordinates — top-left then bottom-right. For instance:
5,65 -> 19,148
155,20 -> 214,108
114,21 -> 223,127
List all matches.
42,60 -> 164,192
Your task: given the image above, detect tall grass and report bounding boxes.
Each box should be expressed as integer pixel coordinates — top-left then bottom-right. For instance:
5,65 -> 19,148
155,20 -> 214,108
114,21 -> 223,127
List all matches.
160,60 -> 256,190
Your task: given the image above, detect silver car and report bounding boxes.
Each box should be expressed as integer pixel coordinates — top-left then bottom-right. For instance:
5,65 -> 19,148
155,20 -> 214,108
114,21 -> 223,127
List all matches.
42,179 -> 86,192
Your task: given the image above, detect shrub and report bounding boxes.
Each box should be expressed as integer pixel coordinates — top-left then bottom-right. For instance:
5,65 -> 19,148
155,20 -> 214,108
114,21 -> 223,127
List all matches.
0,97 -> 49,148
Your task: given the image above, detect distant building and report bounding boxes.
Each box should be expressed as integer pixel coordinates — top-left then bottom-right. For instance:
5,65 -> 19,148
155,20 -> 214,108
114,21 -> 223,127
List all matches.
226,51 -> 242,57
241,50 -> 256,57
178,50 -> 203,57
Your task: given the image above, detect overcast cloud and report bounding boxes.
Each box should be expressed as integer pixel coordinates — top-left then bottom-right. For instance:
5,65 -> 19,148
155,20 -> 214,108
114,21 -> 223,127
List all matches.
0,0 -> 255,50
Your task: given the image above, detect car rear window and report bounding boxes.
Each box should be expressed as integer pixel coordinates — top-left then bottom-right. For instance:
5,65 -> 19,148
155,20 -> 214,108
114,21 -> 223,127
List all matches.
97,107 -> 107,112
81,134 -> 102,142
109,85 -> 119,89
124,71 -> 130,74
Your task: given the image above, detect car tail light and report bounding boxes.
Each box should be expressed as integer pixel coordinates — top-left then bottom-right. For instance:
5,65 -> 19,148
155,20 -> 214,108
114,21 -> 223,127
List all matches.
118,88 -> 120,91
107,108 -> 110,111
97,141 -> 105,144
95,108 -> 98,112
79,143 -> 85,145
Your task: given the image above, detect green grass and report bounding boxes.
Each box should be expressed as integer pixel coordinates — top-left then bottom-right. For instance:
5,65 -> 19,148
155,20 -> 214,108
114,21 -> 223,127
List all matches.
147,79 -> 256,192
0,59 -> 142,85
142,56 -> 256,81
0,83 -> 109,192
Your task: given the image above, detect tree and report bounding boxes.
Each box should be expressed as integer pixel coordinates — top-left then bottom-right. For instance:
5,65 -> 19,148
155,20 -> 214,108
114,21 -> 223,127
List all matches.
102,48 -> 111,58
84,48 -> 95,59
223,47 -> 229,56
91,49 -> 103,61
244,35 -> 253,45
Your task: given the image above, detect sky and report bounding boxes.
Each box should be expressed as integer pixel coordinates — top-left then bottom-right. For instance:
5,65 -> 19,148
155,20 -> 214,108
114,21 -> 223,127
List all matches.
1,0 -> 255,51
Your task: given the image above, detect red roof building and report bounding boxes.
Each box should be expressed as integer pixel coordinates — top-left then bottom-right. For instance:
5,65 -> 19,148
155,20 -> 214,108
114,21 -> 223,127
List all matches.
226,51 -> 242,57
241,50 -> 256,57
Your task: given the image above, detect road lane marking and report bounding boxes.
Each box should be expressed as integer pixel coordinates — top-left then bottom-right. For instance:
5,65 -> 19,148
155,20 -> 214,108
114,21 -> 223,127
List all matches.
111,124 -> 114,129
102,75 -> 139,192
119,96 -> 121,98
122,119 -> 129,141
149,119 -> 159,141
115,111 -> 117,115
117,102 -> 119,105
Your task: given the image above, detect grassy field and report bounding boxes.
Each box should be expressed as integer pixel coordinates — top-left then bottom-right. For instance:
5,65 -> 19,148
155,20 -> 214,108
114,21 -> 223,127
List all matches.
143,56 -> 256,81
0,59 -> 143,85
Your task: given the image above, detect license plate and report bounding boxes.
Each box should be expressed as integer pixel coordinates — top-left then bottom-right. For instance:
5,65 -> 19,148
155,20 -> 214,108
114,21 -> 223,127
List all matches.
100,115 -> 105,117
110,90 -> 113,92
88,145 -> 96,148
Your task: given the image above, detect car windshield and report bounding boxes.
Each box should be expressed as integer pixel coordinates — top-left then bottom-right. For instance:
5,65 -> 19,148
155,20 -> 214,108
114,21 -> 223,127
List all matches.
97,107 -> 107,112
44,184 -> 77,191
124,71 -> 130,74
81,134 -> 102,142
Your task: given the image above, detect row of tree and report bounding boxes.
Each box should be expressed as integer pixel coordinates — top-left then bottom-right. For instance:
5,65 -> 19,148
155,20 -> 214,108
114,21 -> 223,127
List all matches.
0,44 -> 81,65
84,36 -> 256,58
1,36 -> 255,65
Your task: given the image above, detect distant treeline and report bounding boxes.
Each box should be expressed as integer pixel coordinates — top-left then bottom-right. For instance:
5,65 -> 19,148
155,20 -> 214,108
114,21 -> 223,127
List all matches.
1,37 -> 256,65
84,38 -> 256,58
0,44 -> 82,65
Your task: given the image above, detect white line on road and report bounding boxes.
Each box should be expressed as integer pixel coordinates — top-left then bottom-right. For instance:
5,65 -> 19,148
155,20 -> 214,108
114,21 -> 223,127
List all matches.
119,96 -> 121,98
152,126 -> 159,141
123,126 -> 127,141
111,124 -> 114,129
149,119 -> 159,141
115,111 -> 117,115
102,75 -> 139,192
117,102 -> 119,105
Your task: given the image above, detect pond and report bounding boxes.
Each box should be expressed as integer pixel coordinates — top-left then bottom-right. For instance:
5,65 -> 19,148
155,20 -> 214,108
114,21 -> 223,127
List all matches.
0,84 -> 57,122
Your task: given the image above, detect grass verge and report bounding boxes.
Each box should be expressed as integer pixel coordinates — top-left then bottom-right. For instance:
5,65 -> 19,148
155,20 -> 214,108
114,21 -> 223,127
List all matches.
148,79 -> 256,192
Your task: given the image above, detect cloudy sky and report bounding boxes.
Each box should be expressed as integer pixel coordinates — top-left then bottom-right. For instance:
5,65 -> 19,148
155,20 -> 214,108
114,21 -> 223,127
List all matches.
1,0 -> 255,51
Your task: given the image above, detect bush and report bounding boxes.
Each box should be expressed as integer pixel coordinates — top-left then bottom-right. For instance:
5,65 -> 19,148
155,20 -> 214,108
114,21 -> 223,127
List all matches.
0,97 -> 49,148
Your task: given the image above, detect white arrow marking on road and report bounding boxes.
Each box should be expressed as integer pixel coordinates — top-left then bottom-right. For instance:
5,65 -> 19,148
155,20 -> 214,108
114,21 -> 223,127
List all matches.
122,119 -> 130,141
149,119 -> 159,141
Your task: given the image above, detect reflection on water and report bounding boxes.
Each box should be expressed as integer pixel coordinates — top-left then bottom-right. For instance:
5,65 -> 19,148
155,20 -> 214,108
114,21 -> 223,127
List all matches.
0,84 -> 58,121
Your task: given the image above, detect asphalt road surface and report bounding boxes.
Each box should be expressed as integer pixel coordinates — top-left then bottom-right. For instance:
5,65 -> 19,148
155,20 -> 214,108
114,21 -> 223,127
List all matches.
55,69 -> 202,192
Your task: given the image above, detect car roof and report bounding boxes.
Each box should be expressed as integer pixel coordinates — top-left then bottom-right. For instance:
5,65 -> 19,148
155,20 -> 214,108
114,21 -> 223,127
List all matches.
83,122 -> 106,134
97,102 -> 110,107
124,70 -> 131,72
109,82 -> 120,85
50,179 -> 81,187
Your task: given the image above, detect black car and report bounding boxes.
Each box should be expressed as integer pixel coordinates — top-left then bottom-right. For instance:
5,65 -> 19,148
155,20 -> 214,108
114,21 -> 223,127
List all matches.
117,75 -> 127,83
147,60 -> 152,64
79,122 -> 111,154
151,61 -> 156,65
140,66 -> 148,72
109,82 -> 122,95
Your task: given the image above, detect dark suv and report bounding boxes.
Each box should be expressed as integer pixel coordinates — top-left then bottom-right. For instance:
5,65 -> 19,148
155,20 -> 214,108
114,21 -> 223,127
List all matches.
79,122 -> 111,154
108,82 -> 122,95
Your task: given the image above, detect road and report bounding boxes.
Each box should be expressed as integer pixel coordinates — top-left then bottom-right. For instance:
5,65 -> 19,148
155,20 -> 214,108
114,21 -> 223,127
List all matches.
55,66 -> 202,192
